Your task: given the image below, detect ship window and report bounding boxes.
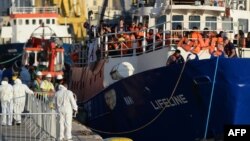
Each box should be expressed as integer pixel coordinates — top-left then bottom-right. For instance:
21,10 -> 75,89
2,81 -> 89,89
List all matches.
13,19 -> 16,25
238,19 -> 248,33
25,19 -> 29,25
189,16 -> 200,29
39,19 -> 43,25
222,17 -> 233,31
143,16 -> 149,26
52,19 -> 55,24
93,0 -> 97,6
145,0 -> 156,7
205,16 -> 217,30
46,19 -> 50,24
156,15 -> 166,30
133,16 -> 139,24
18,19 -> 23,25
172,15 -> 183,30
32,19 -> 36,25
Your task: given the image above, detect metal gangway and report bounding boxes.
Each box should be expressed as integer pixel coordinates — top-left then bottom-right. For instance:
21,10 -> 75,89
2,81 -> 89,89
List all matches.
0,93 -> 59,141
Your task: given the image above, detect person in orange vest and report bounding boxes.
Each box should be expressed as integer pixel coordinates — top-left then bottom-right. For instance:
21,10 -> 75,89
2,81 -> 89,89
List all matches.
156,29 -> 163,48
190,26 -> 204,54
123,33 -> 133,54
177,31 -> 192,51
146,29 -> 154,50
129,22 -> 137,32
208,31 -> 218,54
135,23 -> 144,53
118,16 -> 125,32
202,28 -> 211,49
238,30 -> 246,48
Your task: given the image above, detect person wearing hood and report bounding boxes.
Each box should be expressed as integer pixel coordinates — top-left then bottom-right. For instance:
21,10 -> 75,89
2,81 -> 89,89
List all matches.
13,78 -> 34,125
55,82 -> 78,141
55,75 -> 64,91
0,77 -> 13,126
33,71 -> 43,91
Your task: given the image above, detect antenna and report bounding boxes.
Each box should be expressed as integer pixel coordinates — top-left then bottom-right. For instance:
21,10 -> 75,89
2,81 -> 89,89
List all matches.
11,0 -> 15,8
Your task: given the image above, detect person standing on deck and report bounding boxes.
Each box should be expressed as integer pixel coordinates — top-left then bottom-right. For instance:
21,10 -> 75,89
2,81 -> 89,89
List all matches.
55,75 -> 64,91
223,37 -> 237,58
0,65 -> 5,82
33,71 -> 43,92
20,65 -> 31,87
55,82 -> 78,141
166,49 -> 185,66
13,78 -> 34,125
40,73 -> 55,98
0,77 -> 13,126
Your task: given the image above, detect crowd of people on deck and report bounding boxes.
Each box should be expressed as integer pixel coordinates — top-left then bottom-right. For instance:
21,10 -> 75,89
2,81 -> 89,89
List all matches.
90,17 -> 164,56
93,15 -> 250,58
0,65 -> 78,141
164,27 -> 250,66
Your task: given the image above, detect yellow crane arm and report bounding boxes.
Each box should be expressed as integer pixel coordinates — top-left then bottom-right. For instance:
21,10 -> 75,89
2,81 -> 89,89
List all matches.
51,0 -> 87,40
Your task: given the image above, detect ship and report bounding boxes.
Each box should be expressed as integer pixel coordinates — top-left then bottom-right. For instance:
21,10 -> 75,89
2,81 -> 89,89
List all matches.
69,0 -> 250,140
0,0 -> 85,68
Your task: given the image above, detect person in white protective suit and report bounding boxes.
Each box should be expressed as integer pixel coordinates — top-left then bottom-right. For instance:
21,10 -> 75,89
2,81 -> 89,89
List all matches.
55,82 -> 78,141
0,77 -> 13,126
13,78 -> 34,125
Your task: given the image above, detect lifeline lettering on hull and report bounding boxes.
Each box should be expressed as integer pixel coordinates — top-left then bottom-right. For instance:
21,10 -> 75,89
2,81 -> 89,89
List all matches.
151,94 -> 188,110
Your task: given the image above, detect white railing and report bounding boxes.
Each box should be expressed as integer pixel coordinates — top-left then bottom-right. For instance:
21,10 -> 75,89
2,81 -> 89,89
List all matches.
99,21 -> 236,56
73,20 -> 241,66
10,6 -> 58,14
0,113 -> 59,140
26,92 -> 59,139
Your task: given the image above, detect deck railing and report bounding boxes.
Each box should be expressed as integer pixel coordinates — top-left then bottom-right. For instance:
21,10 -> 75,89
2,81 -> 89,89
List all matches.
0,112 -> 59,141
72,20 -> 240,66
26,92 -> 60,139
10,6 -> 58,14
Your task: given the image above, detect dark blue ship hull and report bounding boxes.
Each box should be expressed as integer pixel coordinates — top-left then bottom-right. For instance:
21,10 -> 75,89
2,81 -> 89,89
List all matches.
81,58 -> 250,141
0,43 -> 24,66
0,43 -> 73,66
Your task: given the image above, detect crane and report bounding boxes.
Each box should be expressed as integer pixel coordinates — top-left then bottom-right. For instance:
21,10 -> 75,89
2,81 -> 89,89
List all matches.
35,0 -> 88,41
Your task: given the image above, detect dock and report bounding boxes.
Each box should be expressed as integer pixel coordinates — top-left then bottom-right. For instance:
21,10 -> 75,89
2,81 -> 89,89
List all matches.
0,114 -> 103,141
0,92 -> 104,141
72,120 -> 103,141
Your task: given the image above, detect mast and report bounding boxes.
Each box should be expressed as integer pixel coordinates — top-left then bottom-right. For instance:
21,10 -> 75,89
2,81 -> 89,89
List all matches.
31,0 -> 35,6
170,0 -> 173,45
11,0 -> 15,7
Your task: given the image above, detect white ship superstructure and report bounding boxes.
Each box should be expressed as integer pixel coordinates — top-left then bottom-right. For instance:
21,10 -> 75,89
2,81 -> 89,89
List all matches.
0,1 -> 72,44
132,0 -> 250,35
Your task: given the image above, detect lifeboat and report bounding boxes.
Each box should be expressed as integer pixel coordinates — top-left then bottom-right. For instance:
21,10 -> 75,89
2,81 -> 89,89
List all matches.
22,24 -> 64,77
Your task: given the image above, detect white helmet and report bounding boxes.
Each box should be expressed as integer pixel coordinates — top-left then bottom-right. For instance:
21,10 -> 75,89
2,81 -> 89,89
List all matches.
36,71 -> 42,76
46,73 -> 52,78
56,75 -> 63,80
